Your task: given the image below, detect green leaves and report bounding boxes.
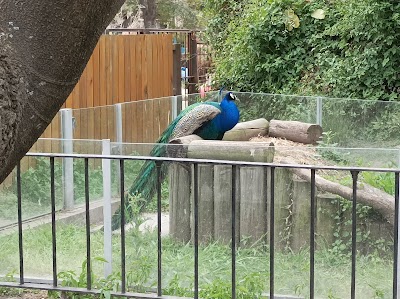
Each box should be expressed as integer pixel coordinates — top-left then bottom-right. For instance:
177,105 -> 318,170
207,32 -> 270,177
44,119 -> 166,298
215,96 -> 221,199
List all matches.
205,0 -> 400,104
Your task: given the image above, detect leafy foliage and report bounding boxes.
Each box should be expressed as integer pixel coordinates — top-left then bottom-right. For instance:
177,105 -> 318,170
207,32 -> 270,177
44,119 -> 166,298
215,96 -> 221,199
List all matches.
203,0 -> 400,144
205,0 -> 400,100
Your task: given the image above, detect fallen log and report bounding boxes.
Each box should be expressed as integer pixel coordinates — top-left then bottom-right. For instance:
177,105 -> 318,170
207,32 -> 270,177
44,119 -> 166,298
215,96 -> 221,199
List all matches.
187,140 -> 275,162
269,120 -> 323,144
223,118 -> 269,141
280,158 -> 395,225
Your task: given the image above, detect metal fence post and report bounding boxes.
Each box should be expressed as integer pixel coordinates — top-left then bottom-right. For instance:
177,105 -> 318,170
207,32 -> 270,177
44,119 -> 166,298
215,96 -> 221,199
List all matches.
188,32 -> 198,94
171,96 -> 178,120
316,97 -> 323,126
398,149 -> 400,169
102,139 -> 113,278
114,104 -> 123,192
60,109 -> 74,210
172,43 -> 182,97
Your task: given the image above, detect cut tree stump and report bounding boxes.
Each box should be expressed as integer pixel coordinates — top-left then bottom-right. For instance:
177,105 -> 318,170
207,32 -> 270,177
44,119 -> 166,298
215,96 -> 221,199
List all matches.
239,166 -> 268,246
191,164 -> 214,244
269,120 -> 323,144
316,193 -> 338,249
168,163 -> 191,243
291,178 -> 312,251
267,168 -> 293,250
213,165 -> 240,244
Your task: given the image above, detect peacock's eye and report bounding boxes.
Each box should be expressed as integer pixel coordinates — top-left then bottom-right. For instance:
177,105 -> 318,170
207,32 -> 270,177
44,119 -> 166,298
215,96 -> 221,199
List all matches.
229,93 -> 235,100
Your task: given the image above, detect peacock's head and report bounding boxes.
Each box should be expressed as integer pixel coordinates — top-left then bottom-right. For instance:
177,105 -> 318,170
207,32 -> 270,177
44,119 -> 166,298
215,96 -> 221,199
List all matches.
225,92 -> 239,102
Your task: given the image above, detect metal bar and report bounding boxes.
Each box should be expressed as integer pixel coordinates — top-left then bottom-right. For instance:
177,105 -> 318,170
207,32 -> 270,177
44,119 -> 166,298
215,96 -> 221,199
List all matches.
50,157 -> 57,287
115,103 -> 123,192
231,165 -> 237,299
193,163 -> 199,299
269,167 -> 275,299
105,28 -> 201,34
172,43 -> 182,97
316,97 -> 323,125
171,96 -> 178,120
84,158 -> 92,290
351,171 -> 359,299
102,139 -> 113,277
25,152 -> 400,173
310,169 -> 316,299
115,104 -> 123,144
17,162 -> 24,285
394,172 -> 399,298
60,108 -> 74,210
187,32 -> 198,94
120,159 -> 126,293
156,162 -> 163,297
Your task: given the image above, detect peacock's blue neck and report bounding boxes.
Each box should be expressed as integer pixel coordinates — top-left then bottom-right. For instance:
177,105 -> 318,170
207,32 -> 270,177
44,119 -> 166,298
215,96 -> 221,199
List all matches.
216,98 -> 240,132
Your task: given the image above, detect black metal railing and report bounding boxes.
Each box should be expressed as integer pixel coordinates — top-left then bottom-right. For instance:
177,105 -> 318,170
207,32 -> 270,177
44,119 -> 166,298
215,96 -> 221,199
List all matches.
0,152 -> 399,299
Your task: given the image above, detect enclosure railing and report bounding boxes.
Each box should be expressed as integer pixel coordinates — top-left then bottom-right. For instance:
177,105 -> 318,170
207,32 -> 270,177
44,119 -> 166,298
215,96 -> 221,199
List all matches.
1,151 -> 399,299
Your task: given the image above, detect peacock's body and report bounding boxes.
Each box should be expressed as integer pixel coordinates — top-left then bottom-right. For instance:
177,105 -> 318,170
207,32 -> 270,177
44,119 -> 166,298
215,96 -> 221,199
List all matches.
111,92 -> 240,230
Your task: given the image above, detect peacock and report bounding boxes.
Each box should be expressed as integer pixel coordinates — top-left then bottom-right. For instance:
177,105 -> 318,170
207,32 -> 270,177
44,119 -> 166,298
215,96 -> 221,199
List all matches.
111,91 -> 240,230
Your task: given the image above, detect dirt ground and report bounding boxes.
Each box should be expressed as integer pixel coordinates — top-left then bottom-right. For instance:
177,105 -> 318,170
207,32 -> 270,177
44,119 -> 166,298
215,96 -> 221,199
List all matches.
0,290 -> 48,299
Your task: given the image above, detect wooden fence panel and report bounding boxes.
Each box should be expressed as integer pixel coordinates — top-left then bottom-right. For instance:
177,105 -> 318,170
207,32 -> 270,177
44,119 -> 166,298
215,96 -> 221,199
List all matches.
63,34 -> 173,109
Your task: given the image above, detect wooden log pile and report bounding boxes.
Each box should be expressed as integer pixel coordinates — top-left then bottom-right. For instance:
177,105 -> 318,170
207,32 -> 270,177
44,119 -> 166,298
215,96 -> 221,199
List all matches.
223,118 -> 323,144
166,118 -> 393,251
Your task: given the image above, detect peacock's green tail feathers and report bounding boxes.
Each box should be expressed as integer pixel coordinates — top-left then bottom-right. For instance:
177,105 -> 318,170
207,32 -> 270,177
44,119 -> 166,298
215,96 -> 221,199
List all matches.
111,101 -> 222,230
111,125 -> 175,230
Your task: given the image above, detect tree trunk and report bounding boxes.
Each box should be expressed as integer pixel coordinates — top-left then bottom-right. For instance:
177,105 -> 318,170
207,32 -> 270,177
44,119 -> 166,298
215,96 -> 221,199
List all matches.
269,119 -> 323,144
139,0 -> 157,28
0,0 -> 124,183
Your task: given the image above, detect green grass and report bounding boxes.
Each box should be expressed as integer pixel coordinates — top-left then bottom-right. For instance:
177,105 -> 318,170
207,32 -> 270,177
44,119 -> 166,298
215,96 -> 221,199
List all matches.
0,224 -> 393,299
0,157 -> 147,223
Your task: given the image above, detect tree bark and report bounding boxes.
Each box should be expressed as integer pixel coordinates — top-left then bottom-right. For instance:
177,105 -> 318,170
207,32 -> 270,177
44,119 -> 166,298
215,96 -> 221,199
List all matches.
0,0 -> 124,183
269,119 -> 323,144
280,158 -> 395,225
139,0 -> 157,28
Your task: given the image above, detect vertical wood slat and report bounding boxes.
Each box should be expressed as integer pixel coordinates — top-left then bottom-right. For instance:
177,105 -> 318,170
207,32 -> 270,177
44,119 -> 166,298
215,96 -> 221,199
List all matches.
124,36 -> 131,104
93,41 -> 100,109
99,36 -> 107,108
129,35 -> 138,143
122,103 -> 128,143
110,35 -> 117,106
73,109 -> 81,153
118,35 -> 125,103
87,54 -> 94,109
100,106 -> 108,140
78,61 -> 87,109
87,107 -> 95,154
136,101 -> 144,143
107,106 -> 115,142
